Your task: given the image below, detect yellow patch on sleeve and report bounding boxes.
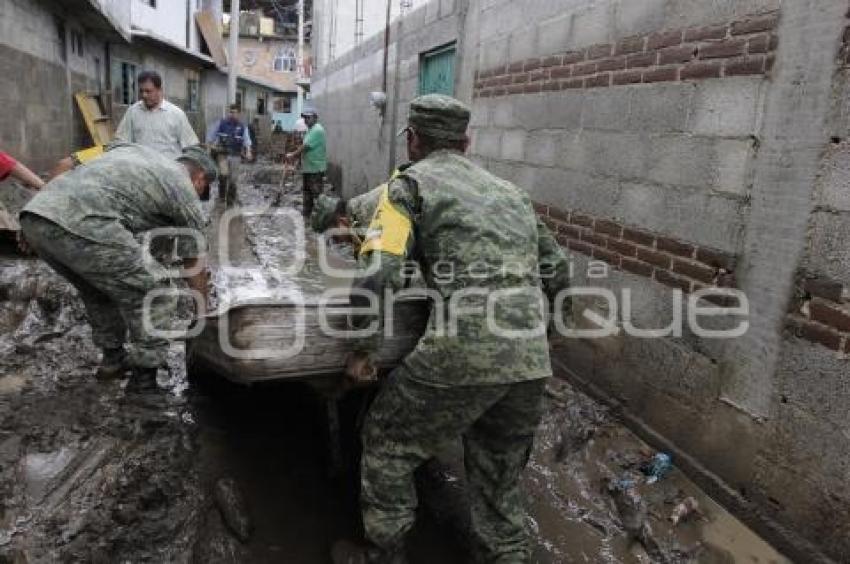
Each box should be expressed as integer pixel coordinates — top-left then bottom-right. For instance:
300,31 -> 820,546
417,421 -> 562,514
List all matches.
72,145 -> 104,165
359,185 -> 412,257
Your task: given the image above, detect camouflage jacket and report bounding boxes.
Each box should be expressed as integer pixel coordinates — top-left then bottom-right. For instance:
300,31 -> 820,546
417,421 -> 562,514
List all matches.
352,150 -> 570,386
347,186 -> 383,240
22,143 -> 206,251
346,164 -> 411,240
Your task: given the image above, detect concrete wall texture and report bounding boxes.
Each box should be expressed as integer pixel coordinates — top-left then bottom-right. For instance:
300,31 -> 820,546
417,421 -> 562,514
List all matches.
312,0 -> 850,561
0,0 -> 109,172
0,0 -> 235,176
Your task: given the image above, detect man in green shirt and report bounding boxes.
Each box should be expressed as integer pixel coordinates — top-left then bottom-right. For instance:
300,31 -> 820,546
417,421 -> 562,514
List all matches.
286,109 -> 327,218
19,144 -> 217,392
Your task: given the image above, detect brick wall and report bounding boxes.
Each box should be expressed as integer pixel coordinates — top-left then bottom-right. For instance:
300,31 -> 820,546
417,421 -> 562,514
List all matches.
787,274 -> 850,353
535,201 -> 738,295
474,12 -> 779,97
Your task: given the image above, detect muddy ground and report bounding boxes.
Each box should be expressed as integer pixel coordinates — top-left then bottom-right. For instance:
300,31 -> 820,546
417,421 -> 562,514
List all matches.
0,163 -> 791,563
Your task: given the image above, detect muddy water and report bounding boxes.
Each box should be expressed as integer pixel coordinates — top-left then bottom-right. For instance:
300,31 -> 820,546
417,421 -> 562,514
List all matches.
0,163 -> 794,563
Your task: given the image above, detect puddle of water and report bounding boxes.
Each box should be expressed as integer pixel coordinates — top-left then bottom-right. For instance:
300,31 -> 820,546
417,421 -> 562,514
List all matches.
22,447 -> 76,502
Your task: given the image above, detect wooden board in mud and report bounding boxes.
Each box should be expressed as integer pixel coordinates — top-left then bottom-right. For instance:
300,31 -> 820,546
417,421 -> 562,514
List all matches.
187,297 -> 430,384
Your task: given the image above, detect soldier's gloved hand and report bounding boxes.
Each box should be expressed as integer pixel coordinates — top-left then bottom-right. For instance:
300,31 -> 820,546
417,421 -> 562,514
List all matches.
344,351 -> 378,385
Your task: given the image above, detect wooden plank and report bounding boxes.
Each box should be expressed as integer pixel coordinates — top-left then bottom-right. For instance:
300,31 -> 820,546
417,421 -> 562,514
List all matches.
188,298 -> 430,383
74,93 -> 114,146
196,10 -> 228,69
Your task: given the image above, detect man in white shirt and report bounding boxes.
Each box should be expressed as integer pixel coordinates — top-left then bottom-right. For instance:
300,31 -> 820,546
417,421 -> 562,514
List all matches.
114,70 -> 199,158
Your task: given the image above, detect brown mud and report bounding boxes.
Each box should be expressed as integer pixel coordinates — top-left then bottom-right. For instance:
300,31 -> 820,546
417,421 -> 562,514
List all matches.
0,164 -> 792,563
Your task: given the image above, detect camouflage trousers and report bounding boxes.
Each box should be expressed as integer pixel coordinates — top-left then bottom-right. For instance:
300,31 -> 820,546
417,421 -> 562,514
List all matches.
20,213 -> 174,368
361,367 -> 546,563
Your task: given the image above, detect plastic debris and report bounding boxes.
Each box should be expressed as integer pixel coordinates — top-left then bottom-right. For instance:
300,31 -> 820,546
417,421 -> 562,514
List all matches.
214,477 -> 253,543
669,496 -> 699,525
640,452 -> 672,484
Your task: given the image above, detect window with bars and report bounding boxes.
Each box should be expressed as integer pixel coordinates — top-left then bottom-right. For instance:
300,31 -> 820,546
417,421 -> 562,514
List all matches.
121,62 -> 137,105
187,79 -> 199,111
273,48 -> 297,73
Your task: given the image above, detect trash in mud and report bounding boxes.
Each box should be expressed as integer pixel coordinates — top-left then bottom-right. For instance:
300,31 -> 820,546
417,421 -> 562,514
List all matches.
608,478 -> 648,538
554,405 -> 597,462
214,477 -> 253,543
192,507 -> 250,564
669,496 -> 700,526
640,452 -> 673,484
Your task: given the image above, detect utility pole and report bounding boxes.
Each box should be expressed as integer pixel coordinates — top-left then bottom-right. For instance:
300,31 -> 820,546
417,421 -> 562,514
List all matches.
227,0 -> 241,105
296,0 -> 305,116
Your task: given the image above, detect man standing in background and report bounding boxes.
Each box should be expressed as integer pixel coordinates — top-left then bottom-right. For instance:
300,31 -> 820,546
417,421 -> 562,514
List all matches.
115,70 -> 200,158
286,109 -> 327,218
207,104 -> 253,204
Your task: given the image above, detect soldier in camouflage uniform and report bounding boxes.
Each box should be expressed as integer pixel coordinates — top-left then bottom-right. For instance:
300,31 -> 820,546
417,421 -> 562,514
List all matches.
310,165 -> 411,247
334,95 -> 571,564
19,143 -> 217,391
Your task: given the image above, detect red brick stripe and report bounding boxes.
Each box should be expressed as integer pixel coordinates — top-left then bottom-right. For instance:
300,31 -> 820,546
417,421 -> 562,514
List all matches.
782,273 -> 850,352
473,11 -> 779,98
533,201 -> 738,296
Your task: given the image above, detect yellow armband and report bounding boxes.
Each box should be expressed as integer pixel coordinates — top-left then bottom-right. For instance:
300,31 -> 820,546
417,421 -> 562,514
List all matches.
71,145 -> 104,166
359,185 -> 411,257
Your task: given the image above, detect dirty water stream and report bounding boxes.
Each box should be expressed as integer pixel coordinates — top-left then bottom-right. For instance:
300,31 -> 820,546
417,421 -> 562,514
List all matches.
0,163 -> 794,563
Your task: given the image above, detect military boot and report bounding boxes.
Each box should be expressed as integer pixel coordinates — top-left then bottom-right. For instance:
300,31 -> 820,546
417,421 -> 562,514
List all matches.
331,540 -> 408,564
95,347 -> 130,381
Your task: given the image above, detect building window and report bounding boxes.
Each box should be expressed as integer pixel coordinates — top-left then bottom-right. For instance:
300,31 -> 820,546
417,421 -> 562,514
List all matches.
120,62 -> 137,105
187,79 -> 199,112
419,43 -> 456,96
273,48 -> 296,72
235,90 -> 244,112
56,20 -> 67,62
70,30 -> 84,57
146,0 -> 157,7
273,96 -> 292,113
257,95 -> 266,115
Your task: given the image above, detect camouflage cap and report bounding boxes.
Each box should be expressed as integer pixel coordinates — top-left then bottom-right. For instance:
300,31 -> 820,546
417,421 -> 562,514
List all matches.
310,193 -> 342,233
177,145 -> 218,183
406,94 -> 471,141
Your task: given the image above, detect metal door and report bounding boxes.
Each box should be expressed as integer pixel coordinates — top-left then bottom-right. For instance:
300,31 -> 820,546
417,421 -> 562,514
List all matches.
419,43 -> 456,96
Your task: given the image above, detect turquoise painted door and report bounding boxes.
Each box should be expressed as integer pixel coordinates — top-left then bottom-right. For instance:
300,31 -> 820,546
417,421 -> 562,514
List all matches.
419,44 -> 456,96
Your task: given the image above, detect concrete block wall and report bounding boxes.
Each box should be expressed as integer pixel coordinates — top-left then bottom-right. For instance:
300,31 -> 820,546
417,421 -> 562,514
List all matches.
311,0 -> 463,197
0,0 -> 109,172
312,0 -> 849,560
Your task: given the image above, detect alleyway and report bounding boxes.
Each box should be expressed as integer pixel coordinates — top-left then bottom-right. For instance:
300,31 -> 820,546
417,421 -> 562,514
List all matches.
0,164 -> 791,563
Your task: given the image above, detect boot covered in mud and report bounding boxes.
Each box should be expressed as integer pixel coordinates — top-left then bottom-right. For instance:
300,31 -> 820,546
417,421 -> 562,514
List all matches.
95,347 -> 130,381
331,539 -> 408,564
